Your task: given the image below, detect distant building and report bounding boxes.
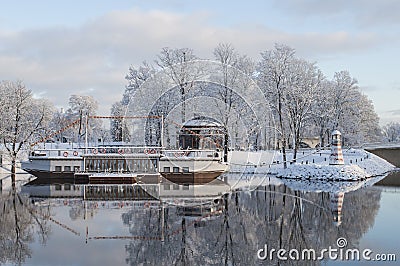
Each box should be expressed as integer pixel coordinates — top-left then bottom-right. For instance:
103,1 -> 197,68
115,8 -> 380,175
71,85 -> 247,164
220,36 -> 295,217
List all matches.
299,137 -> 320,149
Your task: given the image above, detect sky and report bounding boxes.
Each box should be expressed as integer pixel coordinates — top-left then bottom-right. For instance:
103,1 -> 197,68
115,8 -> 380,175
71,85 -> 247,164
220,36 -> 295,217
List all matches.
0,0 -> 399,124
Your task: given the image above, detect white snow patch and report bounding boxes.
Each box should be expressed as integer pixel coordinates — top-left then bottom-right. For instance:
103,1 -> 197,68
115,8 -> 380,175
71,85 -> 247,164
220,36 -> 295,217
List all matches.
229,149 -> 395,181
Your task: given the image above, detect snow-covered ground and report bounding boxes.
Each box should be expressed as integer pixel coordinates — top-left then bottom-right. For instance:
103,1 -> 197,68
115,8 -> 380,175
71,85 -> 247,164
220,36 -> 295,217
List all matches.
228,149 -> 395,181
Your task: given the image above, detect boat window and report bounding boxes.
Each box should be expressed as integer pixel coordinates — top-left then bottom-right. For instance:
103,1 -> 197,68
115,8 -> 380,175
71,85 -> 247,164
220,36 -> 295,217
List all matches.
164,167 -> 170,172
183,184 -> 190,190
182,167 -> 189,173
64,184 -> 71,191
55,166 -> 62,172
55,184 -> 62,191
163,184 -> 170,190
173,167 -> 180,173
173,184 -> 180,190
64,166 -> 71,172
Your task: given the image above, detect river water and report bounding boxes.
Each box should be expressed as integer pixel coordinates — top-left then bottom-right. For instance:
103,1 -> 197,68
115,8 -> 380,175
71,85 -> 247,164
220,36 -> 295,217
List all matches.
0,171 -> 399,265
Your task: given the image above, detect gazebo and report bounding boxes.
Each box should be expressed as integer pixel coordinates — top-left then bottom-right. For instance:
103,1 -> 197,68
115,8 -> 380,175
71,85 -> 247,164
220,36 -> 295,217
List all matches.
178,116 -> 227,161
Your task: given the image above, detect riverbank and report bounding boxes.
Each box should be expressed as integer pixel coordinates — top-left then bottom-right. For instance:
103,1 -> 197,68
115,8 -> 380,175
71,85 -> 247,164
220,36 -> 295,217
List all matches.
273,149 -> 395,181
229,149 -> 395,181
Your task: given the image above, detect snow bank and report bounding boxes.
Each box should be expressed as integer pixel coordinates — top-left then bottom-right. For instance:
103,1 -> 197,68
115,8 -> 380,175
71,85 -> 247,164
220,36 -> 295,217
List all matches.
270,149 -> 395,181
272,164 -> 377,181
228,149 -> 395,181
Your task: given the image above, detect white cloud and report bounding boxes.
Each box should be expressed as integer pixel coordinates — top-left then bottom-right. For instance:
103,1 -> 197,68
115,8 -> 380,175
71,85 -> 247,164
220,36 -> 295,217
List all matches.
0,8 -> 394,116
272,0 -> 400,28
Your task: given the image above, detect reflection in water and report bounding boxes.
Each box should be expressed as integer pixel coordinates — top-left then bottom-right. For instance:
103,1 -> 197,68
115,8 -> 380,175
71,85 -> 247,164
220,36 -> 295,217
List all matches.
0,188 -> 50,265
330,192 -> 344,226
1,174 -> 391,265
123,184 -> 382,265
279,175 -> 386,228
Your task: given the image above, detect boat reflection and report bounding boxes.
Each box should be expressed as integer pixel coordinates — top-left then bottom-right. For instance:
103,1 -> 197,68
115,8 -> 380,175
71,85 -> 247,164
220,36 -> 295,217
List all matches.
21,176 -> 231,202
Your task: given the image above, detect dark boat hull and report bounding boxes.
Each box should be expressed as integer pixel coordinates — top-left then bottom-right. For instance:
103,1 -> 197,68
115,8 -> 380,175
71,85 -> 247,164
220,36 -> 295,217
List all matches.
160,171 -> 223,185
23,169 -> 75,179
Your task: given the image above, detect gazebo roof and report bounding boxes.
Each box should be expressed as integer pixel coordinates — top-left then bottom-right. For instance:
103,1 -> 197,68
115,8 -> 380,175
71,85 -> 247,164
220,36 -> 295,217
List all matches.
182,116 -> 223,128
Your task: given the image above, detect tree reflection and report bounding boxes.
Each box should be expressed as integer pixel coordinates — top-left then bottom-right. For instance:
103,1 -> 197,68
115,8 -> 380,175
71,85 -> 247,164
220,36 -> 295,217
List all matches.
0,187 -> 50,265
123,184 -> 381,265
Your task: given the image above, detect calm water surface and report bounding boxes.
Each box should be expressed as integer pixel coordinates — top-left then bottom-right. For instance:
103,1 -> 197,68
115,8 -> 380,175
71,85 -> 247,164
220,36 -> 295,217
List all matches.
1,172 -> 399,266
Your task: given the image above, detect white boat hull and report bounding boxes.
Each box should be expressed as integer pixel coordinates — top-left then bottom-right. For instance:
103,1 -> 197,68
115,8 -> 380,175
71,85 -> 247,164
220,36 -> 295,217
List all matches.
159,157 -> 229,184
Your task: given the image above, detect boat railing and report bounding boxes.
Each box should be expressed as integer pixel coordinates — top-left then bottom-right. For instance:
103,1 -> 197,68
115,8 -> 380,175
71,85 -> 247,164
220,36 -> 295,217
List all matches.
83,146 -> 163,156
28,146 -> 164,158
29,149 -> 84,158
161,149 -> 221,159
28,147 -> 221,159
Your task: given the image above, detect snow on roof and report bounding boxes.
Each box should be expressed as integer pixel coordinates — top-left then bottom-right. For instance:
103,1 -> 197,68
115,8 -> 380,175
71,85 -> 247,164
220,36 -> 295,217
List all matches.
182,116 -> 223,128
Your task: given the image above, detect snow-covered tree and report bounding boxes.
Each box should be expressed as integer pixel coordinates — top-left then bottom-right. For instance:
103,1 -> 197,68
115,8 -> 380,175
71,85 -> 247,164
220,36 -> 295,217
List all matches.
113,44 -> 382,152
331,71 -> 359,129
308,72 -> 381,147
213,43 -> 239,127
66,94 -> 99,144
311,80 -> 335,148
110,62 -> 156,143
0,80 -> 53,185
110,101 -> 131,142
123,62 -> 154,105
383,122 -> 400,142
67,94 -> 98,119
285,58 -> 323,160
212,43 -> 256,123
258,44 -> 296,168
317,71 -> 381,146
342,92 -> 381,145
212,43 -> 256,156
48,108 -> 70,143
156,47 -> 203,124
